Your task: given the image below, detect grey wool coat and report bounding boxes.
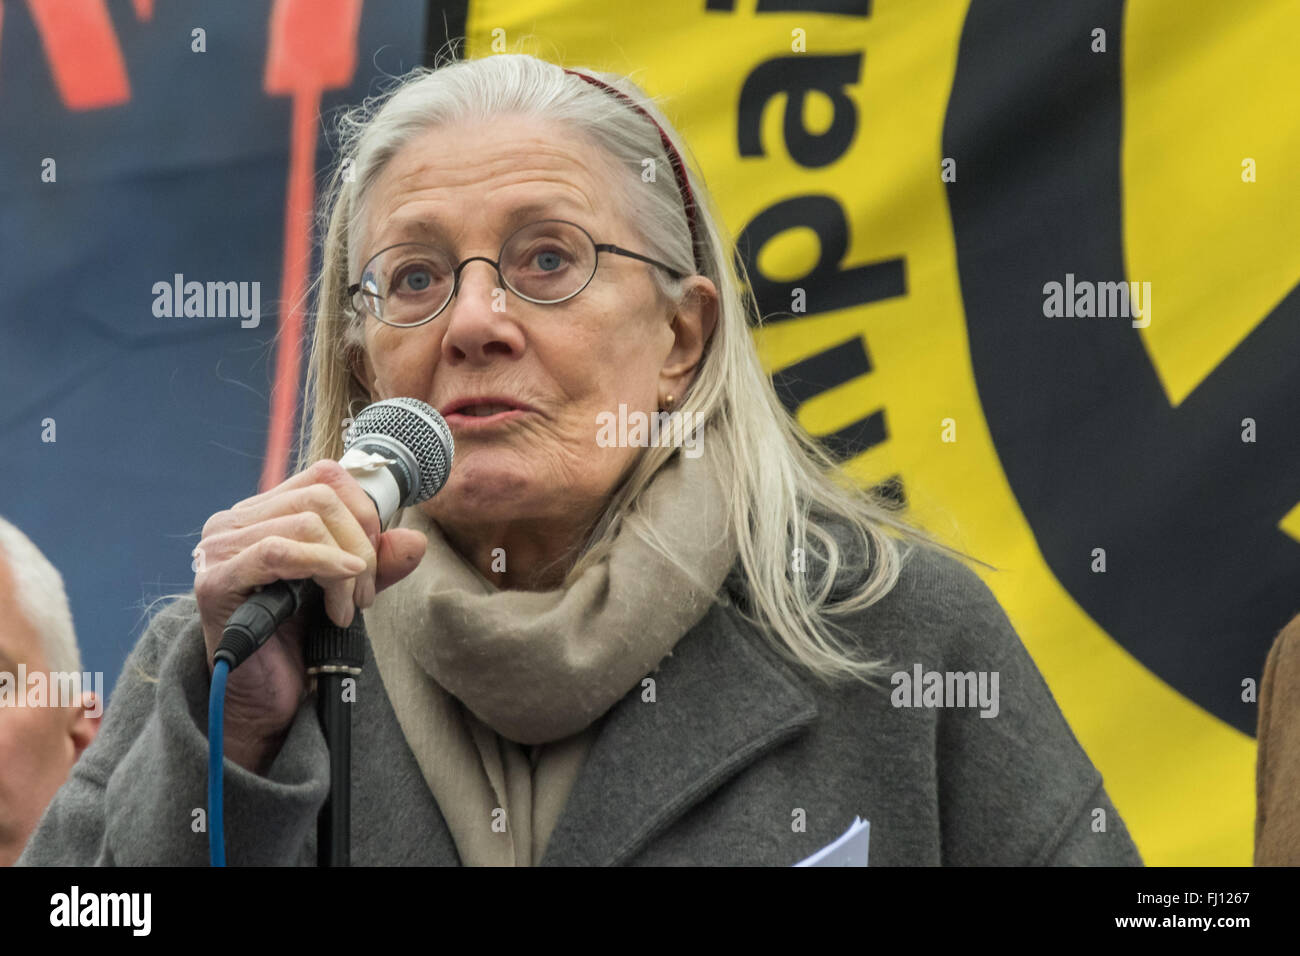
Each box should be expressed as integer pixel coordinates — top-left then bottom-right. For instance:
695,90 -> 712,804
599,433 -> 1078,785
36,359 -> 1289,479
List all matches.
20,536 -> 1143,867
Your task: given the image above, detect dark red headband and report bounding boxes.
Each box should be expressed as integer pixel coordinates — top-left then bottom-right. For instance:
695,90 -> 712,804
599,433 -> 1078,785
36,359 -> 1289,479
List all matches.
563,68 -> 703,274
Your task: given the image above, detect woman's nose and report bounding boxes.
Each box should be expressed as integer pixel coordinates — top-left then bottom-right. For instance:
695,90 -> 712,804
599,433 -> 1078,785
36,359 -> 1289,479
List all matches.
439,259 -> 526,364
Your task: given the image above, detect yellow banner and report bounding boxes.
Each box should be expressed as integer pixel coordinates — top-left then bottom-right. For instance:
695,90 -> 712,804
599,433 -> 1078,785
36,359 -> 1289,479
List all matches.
464,0 -> 1300,865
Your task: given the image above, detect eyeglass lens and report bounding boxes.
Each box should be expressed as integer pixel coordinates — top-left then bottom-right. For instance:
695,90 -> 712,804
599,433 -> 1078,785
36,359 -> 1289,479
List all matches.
355,220 -> 597,325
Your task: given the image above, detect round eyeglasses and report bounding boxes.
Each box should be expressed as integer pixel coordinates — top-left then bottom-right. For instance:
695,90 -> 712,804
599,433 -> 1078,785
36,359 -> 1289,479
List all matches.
348,219 -> 689,328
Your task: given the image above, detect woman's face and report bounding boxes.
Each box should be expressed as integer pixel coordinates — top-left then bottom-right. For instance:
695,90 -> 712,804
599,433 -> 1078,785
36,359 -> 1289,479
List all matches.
351,116 -> 715,546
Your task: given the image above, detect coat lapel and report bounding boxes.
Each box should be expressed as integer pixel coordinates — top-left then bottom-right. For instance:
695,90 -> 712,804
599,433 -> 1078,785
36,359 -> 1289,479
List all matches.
539,599 -> 819,866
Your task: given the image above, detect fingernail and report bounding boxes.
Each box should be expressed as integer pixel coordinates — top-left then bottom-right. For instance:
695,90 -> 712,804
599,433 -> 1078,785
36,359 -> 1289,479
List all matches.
330,590 -> 350,628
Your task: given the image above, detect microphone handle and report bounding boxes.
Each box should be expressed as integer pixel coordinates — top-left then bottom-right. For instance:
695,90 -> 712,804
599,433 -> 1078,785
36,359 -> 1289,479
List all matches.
212,475 -> 383,672
214,578 -> 319,670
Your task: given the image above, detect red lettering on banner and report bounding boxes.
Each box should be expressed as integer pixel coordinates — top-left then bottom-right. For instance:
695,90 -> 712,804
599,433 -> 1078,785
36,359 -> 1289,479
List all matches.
25,0 -> 129,110
260,0 -> 364,490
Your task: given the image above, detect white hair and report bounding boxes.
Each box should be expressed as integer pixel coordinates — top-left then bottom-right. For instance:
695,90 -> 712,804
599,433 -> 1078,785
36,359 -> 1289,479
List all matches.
296,47 -> 989,688
0,516 -> 82,677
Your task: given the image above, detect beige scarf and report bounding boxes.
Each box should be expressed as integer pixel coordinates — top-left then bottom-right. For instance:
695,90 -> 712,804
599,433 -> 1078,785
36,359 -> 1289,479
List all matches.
363,438 -> 736,866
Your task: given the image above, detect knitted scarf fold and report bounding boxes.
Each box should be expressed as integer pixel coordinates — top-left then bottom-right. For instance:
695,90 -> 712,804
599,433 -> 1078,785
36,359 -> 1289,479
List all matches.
363,439 -> 736,865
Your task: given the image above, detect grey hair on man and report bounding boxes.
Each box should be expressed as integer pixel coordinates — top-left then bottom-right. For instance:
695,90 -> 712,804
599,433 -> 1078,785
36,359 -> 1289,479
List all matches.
0,516 -> 82,682
0,515 -> 102,866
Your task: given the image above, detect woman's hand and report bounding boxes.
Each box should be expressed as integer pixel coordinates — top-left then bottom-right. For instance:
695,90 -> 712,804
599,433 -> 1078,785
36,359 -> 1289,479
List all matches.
193,459 -> 427,772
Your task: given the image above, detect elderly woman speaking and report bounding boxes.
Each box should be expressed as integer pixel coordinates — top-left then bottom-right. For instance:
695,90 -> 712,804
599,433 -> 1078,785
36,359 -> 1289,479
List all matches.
22,54 -> 1141,867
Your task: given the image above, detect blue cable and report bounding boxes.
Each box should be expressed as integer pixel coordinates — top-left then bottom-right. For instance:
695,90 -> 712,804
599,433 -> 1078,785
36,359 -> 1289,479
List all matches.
208,658 -> 230,867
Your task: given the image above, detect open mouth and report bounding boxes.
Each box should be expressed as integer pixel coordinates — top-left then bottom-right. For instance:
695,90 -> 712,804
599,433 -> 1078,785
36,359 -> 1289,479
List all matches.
439,397 -> 534,427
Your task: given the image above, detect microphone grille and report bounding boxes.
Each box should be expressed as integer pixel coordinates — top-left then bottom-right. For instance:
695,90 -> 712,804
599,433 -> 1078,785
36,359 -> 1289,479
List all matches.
344,397 -> 454,505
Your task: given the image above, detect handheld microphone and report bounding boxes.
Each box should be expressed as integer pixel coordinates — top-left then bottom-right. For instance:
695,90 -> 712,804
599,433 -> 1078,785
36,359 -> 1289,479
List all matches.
213,397 -> 454,670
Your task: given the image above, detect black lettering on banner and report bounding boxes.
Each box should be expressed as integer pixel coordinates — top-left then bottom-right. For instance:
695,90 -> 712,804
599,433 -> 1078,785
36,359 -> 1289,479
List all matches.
707,0 -> 871,15
772,337 -> 894,468
718,4 -> 903,481
738,54 -> 862,167
738,195 -> 906,322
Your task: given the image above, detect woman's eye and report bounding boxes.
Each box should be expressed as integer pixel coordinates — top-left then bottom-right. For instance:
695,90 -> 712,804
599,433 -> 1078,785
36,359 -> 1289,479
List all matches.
533,249 -> 569,272
395,266 -> 435,293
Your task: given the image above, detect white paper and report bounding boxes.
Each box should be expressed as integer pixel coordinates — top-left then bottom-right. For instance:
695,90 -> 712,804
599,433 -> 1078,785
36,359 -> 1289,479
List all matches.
338,447 -> 398,475
793,816 -> 870,866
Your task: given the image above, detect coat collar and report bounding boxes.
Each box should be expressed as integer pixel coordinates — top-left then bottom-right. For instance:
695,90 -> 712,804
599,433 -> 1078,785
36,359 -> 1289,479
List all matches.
539,596 -> 819,866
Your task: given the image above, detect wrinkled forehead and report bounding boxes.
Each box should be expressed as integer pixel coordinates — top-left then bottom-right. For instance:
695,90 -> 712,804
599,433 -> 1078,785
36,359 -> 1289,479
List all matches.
350,119 -> 629,272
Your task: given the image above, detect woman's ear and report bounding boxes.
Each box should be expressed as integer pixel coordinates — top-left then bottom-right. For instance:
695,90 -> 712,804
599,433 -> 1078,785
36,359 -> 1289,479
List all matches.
658,276 -> 719,399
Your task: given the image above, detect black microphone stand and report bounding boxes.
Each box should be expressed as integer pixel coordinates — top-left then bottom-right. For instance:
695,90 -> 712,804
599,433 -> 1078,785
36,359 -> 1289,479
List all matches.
303,588 -> 367,867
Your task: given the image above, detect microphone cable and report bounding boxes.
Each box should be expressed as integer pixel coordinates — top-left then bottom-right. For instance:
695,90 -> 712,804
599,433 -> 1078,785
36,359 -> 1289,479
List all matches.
207,657 -> 230,867
207,579 -> 319,867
